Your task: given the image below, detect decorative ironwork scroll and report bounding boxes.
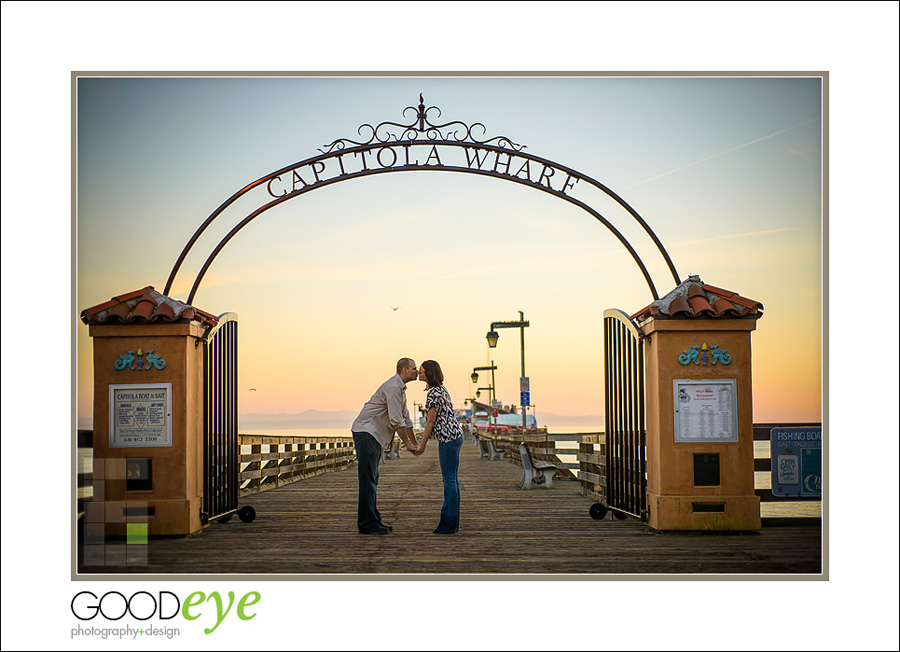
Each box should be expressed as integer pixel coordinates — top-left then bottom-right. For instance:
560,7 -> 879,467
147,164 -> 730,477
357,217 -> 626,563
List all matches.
318,94 -> 525,154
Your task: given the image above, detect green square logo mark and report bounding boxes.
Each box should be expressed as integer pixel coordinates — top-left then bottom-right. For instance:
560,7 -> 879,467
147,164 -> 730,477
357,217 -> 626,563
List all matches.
127,522 -> 148,545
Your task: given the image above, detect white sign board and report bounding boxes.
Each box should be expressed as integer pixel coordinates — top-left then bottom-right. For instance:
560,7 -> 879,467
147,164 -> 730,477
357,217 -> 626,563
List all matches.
109,383 -> 173,447
673,379 -> 738,442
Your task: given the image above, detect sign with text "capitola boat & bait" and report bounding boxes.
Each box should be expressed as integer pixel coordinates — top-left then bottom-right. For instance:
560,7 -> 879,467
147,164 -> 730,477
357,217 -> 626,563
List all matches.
109,383 -> 173,447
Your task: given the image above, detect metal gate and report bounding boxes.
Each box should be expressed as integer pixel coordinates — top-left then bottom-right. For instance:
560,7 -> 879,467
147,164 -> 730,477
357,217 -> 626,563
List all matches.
202,312 -> 239,523
602,309 -> 648,520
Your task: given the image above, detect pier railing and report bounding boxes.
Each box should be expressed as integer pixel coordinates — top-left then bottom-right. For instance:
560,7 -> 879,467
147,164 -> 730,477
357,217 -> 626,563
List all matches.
237,434 -> 355,496
475,422 -> 823,511
76,430 -> 93,516
76,431 -> 356,514
78,423 -> 821,516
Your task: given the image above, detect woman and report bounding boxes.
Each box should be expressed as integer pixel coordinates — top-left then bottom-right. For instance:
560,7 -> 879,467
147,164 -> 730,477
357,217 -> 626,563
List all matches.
415,360 -> 463,534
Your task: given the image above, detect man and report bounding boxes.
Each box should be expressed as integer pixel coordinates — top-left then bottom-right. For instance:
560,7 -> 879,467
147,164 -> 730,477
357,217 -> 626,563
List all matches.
350,358 -> 419,534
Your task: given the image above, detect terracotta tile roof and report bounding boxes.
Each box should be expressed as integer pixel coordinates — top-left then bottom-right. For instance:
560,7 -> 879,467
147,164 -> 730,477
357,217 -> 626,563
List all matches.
80,286 -> 219,327
631,275 -> 763,323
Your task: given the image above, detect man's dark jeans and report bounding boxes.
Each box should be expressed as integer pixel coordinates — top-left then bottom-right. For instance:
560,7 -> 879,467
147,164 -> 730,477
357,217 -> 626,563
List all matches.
352,431 -> 383,531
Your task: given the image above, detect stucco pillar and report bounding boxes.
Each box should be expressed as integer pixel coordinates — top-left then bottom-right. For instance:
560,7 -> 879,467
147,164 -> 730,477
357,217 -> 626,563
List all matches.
643,318 -> 761,530
85,321 -> 206,536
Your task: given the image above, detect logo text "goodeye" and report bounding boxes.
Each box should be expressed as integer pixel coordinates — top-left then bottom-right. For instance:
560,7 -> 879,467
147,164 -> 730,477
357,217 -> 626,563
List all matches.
71,590 -> 260,635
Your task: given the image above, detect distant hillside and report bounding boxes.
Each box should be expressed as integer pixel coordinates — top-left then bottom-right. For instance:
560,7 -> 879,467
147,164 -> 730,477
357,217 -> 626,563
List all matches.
535,412 -> 604,428
239,410 -> 356,429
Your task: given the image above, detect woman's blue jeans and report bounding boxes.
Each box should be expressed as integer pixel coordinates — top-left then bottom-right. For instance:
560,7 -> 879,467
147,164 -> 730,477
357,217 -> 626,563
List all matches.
435,436 -> 463,532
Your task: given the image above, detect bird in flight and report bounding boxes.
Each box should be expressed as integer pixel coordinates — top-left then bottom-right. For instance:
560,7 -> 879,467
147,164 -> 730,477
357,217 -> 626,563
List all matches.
391,307 -> 401,311
249,388 -> 257,391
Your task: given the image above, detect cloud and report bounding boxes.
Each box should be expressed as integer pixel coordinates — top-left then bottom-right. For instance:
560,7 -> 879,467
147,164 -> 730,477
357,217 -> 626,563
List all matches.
673,227 -> 801,247
788,145 -> 819,160
624,119 -> 820,190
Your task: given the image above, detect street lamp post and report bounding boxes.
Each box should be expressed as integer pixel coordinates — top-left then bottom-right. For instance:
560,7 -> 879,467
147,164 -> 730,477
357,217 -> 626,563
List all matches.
476,389 -> 495,429
486,311 -> 530,432
471,364 -> 498,426
412,401 -> 426,431
462,397 -> 477,440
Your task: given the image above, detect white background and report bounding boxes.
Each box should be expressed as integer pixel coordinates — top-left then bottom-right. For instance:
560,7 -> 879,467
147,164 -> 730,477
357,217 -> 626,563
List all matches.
2,2 -> 898,650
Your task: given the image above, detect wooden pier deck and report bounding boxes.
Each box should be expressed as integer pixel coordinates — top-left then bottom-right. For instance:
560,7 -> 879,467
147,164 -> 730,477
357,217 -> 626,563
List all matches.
78,439 -> 822,576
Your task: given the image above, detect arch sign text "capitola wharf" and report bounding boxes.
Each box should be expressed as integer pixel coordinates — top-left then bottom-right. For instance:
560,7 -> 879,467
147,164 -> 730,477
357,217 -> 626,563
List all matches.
264,142 -> 582,200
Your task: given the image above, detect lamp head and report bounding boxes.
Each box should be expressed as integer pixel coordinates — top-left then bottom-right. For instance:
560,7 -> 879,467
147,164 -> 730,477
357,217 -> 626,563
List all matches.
486,330 -> 499,347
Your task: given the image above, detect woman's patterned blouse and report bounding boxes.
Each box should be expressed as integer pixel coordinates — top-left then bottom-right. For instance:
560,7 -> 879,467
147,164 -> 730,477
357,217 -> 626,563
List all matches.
425,385 -> 463,443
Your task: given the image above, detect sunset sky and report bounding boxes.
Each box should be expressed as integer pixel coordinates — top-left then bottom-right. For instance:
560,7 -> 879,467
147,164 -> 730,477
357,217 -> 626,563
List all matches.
76,75 -> 822,425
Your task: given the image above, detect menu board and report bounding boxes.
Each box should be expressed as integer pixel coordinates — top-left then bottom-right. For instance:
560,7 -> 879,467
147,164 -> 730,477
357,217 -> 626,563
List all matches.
108,383 -> 173,447
673,379 -> 738,442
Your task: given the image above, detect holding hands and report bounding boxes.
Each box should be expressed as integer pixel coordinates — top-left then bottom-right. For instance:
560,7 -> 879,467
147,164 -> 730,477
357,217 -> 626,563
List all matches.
401,373 -> 440,457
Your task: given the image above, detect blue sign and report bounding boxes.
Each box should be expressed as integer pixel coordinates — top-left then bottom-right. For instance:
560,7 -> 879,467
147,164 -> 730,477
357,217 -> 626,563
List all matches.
520,391 -> 530,407
770,427 -> 822,497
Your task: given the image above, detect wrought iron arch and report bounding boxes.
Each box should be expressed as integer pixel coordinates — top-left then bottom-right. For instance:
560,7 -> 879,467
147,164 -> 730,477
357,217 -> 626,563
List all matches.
165,95 -> 680,304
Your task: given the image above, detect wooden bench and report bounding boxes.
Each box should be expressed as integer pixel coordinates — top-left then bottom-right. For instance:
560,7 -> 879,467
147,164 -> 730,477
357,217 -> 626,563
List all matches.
475,433 -> 505,460
519,444 -> 563,489
482,437 -> 506,461
381,437 -> 402,463
477,436 -> 492,459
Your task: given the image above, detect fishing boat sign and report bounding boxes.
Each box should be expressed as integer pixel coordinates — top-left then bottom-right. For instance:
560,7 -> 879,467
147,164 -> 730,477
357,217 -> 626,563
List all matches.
770,426 -> 821,497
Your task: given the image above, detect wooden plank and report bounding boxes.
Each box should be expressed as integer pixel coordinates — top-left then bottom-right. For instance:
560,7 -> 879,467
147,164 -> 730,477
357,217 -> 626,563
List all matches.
546,433 -> 591,444
79,441 -> 821,576
582,490 -> 604,503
